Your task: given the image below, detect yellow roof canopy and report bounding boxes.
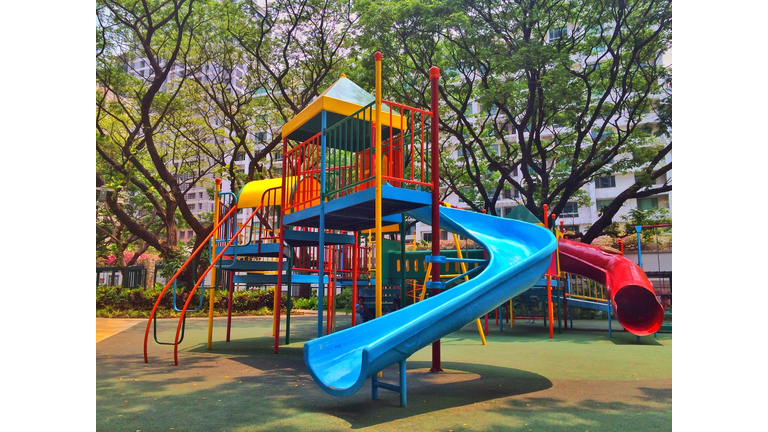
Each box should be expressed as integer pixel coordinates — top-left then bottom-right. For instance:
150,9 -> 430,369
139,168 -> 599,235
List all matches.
236,176 -> 320,209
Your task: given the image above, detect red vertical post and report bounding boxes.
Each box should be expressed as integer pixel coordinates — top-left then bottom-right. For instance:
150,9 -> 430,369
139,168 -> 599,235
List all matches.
273,137 -> 289,354
352,232 -> 359,326
429,65 -> 443,373
544,204 -> 554,339
618,238 -> 624,255
484,246 -> 489,333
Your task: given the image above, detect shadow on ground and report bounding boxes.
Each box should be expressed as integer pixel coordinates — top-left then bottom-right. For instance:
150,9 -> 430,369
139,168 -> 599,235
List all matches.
97,315 -> 671,431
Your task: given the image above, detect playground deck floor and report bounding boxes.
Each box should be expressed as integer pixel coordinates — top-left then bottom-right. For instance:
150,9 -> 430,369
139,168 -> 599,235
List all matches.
96,314 -> 671,431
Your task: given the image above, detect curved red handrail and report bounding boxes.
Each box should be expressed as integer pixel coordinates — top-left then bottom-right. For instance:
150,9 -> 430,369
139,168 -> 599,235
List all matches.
172,204 -> 264,365
143,204 -> 238,363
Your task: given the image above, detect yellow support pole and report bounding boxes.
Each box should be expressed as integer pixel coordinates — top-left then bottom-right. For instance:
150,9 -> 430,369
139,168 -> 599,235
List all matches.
509,299 -> 514,329
419,262 -> 431,301
374,52 -> 383,319
452,231 -> 486,345
207,178 -> 222,350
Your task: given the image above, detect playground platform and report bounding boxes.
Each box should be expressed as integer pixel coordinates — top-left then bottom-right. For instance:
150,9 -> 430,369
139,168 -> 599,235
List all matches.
97,315 -> 671,431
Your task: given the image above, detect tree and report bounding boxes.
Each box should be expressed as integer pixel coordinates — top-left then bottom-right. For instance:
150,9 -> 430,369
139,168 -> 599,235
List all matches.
97,0 -> 211,282
353,0 -> 671,237
96,0 -> 360,280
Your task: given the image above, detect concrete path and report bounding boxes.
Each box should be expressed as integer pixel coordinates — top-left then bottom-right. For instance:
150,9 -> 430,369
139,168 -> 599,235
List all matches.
96,317 -> 143,343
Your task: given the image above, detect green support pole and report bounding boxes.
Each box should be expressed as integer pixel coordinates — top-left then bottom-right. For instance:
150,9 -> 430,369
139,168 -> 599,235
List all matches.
285,250 -> 293,345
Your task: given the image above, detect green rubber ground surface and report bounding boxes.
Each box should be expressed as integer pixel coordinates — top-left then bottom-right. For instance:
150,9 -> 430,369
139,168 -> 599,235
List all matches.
97,314 -> 671,431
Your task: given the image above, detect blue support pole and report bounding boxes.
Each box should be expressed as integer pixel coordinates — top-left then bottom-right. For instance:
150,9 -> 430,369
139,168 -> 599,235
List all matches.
318,110 -> 328,338
371,373 -> 378,400
607,299 -> 612,338
399,360 -> 407,407
370,362 -> 407,407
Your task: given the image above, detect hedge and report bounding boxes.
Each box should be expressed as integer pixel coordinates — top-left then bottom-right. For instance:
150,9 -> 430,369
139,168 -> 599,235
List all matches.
96,285 -> 287,318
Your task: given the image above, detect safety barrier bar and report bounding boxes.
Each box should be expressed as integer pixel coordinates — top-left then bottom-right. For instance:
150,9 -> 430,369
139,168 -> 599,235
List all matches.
564,272 -> 607,301
256,186 -> 282,252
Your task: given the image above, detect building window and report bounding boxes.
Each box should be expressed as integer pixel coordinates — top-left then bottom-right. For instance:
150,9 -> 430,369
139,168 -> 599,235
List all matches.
235,152 -> 245,161
562,202 -> 579,217
255,131 -> 267,143
186,193 -> 196,200
596,199 -> 613,213
503,207 -> 513,216
274,150 -> 283,161
634,172 -> 666,185
549,26 -> 568,41
637,197 -> 658,210
422,232 -> 432,242
595,176 -> 616,188
503,188 -> 520,199
180,231 -> 185,239
198,203 -> 203,210
440,230 -> 448,241
210,203 -> 214,211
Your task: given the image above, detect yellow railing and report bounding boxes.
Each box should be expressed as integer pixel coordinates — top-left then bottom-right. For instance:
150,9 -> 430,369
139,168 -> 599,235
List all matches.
563,272 -> 607,302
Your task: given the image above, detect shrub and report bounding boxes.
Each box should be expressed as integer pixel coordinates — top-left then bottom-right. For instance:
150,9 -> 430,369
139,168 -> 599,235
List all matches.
293,296 -> 318,310
96,285 -> 287,317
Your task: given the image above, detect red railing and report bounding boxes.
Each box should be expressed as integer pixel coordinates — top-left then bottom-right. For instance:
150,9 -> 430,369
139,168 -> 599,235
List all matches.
290,241 -> 371,277
284,133 -> 322,214
381,99 -> 433,189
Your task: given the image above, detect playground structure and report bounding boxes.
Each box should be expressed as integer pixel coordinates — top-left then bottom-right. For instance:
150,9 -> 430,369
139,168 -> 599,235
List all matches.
142,53 -> 666,406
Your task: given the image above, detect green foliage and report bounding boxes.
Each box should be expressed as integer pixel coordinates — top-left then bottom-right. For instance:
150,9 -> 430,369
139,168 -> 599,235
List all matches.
352,0 -> 672,229
96,285 -> 287,317
336,288 -> 353,312
292,296 -> 319,310
621,207 -> 672,243
159,249 -> 186,280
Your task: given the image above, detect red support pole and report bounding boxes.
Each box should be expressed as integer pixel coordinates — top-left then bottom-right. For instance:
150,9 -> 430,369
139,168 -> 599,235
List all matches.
484,246 -> 489,334
544,204 -> 554,339
352,232 -> 359,326
273,137 -> 289,354
429,65 -> 443,373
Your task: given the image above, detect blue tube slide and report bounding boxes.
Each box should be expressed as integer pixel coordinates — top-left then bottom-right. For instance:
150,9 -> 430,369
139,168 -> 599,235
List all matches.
303,206 -> 557,397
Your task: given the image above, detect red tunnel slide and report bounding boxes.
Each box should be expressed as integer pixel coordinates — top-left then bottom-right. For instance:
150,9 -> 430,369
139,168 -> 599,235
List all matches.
557,238 -> 665,336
